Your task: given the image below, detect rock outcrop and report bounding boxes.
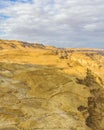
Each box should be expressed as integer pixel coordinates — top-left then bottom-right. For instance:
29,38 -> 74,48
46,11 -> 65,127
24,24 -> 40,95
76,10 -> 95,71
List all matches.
0,39 -> 104,130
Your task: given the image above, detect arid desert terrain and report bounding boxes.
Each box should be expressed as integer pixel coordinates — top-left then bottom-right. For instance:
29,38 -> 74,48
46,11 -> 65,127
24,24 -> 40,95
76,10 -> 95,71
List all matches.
0,39 -> 104,130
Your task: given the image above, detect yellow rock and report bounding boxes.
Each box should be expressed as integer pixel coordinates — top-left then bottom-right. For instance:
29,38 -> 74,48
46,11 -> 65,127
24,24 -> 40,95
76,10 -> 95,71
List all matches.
0,39 -> 104,130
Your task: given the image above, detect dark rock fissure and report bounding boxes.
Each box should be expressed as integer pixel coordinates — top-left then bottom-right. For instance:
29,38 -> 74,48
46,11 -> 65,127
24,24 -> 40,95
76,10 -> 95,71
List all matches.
77,69 -> 104,130
86,85 -> 104,130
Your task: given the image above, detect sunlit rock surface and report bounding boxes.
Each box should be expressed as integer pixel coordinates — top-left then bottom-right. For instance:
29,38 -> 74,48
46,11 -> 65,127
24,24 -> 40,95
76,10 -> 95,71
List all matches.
0,39 -> 104,130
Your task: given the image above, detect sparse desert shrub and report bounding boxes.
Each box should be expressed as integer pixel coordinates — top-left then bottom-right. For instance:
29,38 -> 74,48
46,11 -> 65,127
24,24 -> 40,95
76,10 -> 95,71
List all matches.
77,105 -> 87,112
84,69 -> 96,86
76,69 -> 97,87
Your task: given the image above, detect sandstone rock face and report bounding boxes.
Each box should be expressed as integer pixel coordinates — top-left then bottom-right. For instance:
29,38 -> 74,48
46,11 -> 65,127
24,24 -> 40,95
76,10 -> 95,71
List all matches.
0,39 -> 104,130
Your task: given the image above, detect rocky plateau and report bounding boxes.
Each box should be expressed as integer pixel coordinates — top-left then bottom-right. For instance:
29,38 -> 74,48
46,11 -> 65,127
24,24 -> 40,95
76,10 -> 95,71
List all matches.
0,39 -> 104,130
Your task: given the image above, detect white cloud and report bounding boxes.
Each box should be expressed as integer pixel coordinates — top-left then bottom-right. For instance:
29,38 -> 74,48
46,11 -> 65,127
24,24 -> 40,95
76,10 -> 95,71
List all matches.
84,24 -> 97,31
0,0 -> 104,48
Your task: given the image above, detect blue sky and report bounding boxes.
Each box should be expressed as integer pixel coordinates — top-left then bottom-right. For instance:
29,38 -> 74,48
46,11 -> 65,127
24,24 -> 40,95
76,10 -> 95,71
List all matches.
0,0 -> 104,48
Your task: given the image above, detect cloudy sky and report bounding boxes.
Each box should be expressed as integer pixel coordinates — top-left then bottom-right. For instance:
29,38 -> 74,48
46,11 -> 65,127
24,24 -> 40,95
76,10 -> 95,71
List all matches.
0,0 -> 104,48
